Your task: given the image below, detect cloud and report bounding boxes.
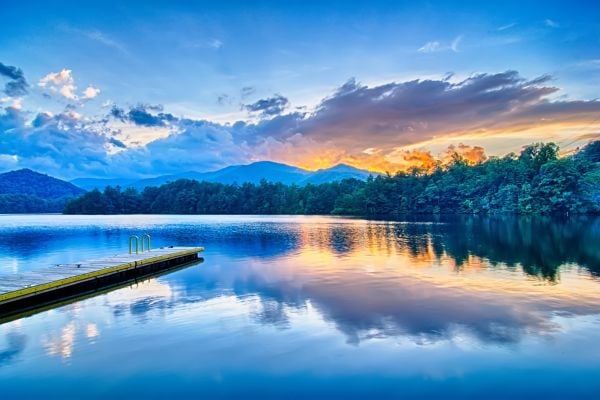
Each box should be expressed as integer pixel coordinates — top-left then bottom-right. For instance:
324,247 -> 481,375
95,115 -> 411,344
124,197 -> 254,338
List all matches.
39,69 -> 77,100
207,38 -> 223,49
216,93 -> 232,106
245,94 -> 290,117
443,143 -> 487,165
110,104 -> 176,127
109,137 -> 127,148
39,69 -> 73,87
418,41 -> 441,53
83,86 -> 100,99
241,86 -> 256,99
82,29 -> 129,54
418,35 -> 463,53
3,70 -> 600,178
0,62 -> 28,97
545,19 -> 559,28
242,71 -> 599,171
185,38 -> 224,50
0,107 -> 114,178
59,84 -> 77,100
497,23 -> 516,31
450,35 -> 463,52
61,26 -> 129,55
38,68 -> 100,101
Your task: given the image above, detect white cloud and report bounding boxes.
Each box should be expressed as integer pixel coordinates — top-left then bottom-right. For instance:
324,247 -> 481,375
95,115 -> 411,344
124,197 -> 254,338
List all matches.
497,23 -> 516,31
38,69 -> 101,102
208,38 -> 223,49
11,98 -> 22,110
83,86 -> 101,99
418,41 -> 441,53
39,69 -> 74,87
545,19 -> 559,28
418,36 -> 463,53
451,35 -> 463,52
84,30 -> 129,54
59,84 -> 78,100
184,38 -> 224,50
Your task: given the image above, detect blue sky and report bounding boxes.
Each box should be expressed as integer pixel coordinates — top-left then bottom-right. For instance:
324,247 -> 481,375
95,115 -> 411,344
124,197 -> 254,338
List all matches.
1,1 -> 599,178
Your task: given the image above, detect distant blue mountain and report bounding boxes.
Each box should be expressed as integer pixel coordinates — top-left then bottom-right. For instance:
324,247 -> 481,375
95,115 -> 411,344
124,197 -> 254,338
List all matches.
204,161 -> 310,185
300,164 -> 372,185
70,177 -> 136,191
71,161 -> 376,190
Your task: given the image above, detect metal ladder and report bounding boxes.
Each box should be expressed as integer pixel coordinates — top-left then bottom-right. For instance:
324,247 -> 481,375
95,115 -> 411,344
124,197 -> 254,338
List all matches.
128,234 -> 151,254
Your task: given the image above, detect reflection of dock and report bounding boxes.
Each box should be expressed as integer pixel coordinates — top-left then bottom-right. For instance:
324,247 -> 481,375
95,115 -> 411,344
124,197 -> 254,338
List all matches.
0,246 -> 204,317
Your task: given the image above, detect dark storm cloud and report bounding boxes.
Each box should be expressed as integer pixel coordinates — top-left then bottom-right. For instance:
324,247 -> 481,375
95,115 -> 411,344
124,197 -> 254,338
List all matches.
0,62 -> 28,97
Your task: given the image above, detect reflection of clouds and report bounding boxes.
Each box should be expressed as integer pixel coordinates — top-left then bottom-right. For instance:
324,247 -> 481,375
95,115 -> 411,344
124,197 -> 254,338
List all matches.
86,323 -> 99,340
109,280 -> 175,323
0,331 -> 26,365
42,322 -> 76,359
252,298 -> 290,328
149,220 -> 600,345
102,250 -> 600,346
3,215 -> 598,359
38,317 -> 102,360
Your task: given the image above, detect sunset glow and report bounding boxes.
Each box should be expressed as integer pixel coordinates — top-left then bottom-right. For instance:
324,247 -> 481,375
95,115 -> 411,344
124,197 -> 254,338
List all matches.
1,2 -> 600,178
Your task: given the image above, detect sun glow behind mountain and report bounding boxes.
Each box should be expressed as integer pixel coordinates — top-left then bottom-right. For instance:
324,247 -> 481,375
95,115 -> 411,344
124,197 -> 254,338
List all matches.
1,1 -> 600,179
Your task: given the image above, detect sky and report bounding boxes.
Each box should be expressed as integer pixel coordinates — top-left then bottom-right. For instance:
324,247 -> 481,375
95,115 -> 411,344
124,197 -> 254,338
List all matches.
1,0 -> 599,179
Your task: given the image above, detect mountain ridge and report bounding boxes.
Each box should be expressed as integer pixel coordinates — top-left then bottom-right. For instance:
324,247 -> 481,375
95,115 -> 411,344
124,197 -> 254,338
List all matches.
71,161 -> 376,190
0,169 -> 86,213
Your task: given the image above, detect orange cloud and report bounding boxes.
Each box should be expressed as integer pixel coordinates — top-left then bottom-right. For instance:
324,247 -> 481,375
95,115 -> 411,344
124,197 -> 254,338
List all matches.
442,143 -> 487,165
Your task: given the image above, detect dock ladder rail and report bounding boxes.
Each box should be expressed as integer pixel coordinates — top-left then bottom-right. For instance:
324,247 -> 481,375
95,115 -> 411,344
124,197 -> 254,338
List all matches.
141,234 -> 151,252
129,234 -> 152,254
128,235 -> 139,254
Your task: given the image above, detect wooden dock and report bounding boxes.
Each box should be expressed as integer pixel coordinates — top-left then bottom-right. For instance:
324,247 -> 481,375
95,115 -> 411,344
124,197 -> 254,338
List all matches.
0,246 -> 204,317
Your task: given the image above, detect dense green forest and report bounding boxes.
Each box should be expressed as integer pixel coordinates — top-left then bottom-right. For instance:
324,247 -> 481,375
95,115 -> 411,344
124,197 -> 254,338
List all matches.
64,142 -> 600,215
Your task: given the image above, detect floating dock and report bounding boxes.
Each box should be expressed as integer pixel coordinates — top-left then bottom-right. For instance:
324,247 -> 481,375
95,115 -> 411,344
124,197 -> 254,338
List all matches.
0,246 -> 204,318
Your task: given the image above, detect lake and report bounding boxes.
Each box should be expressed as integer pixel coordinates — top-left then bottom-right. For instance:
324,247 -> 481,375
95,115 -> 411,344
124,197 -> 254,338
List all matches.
0,214 -> 599,398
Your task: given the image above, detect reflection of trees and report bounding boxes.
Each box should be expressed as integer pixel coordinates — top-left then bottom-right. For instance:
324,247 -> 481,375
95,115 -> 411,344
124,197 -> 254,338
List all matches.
392,216 -> 600,281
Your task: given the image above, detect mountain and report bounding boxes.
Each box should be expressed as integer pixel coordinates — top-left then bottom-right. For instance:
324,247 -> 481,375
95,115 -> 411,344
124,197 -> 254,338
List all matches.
70,177 -> 136,191
300,164 -> 373,185
0,169 -> 85,213
130,171 -> 211,190
205,161 -> 310,185
71,161 -> 376,190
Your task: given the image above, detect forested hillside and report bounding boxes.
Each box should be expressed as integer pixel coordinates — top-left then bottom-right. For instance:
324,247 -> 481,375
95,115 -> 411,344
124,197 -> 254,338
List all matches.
0,169 -> 85,213
64,142 -> 600,215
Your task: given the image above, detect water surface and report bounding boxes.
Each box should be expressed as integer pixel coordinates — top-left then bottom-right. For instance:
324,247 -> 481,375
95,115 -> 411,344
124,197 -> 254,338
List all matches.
0,215 -> 599,398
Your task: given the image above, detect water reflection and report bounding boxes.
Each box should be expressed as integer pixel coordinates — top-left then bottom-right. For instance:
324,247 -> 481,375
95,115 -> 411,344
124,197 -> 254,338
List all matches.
0,331 -> 26,364
0,215 -> 599,396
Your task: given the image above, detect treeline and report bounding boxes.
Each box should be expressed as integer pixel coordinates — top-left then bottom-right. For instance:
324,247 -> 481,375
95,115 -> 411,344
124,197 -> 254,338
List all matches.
0,194 -> 72,213
64,142 -> 600,215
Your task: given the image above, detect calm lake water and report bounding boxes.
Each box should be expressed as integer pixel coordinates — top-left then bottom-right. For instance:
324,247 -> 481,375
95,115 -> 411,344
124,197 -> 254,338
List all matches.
0,214 -> 599,398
